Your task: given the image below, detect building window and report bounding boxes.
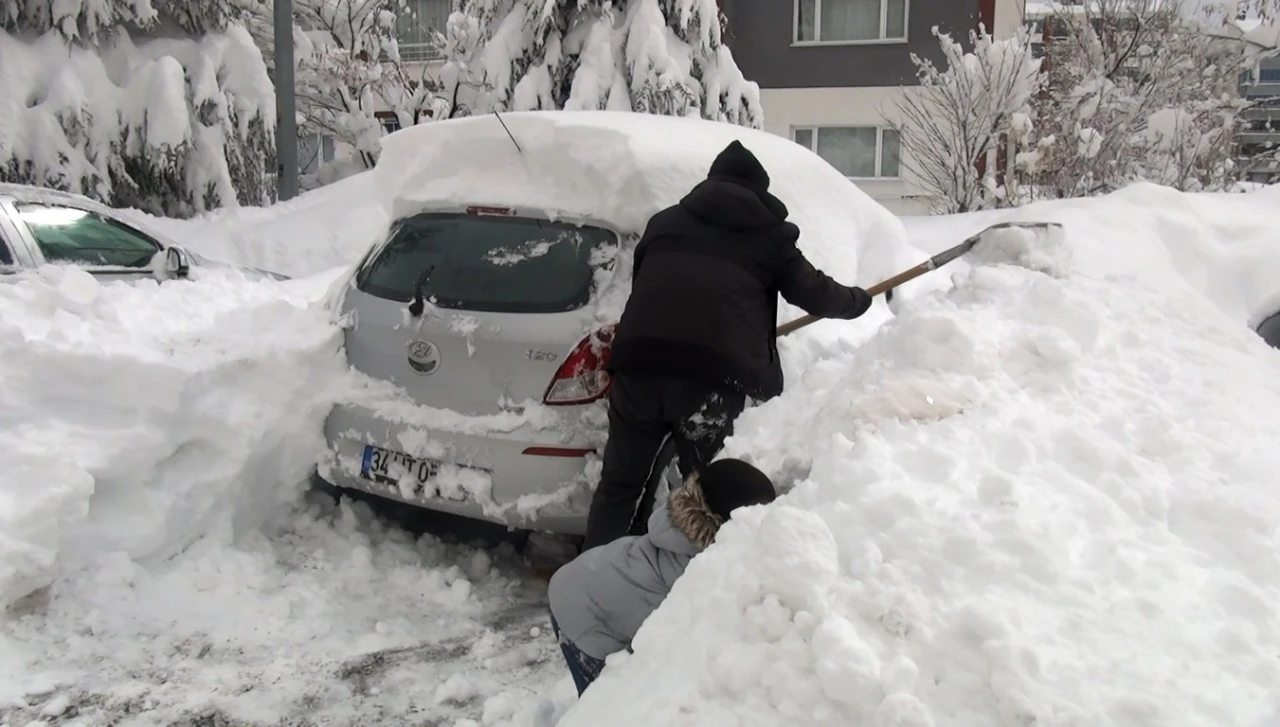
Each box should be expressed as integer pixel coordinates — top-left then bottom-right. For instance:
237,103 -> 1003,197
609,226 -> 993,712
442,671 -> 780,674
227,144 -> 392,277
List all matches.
1261,68 -> 1280,83
793,126 -> 901,179
376,111 -> 403,133
396,0 -> 450,62
299,132 -> 337,175
795,0 -> 907,44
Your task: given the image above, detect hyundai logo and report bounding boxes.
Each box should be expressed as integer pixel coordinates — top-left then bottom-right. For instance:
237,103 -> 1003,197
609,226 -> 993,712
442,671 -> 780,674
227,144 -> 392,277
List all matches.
407,339 -> 442,375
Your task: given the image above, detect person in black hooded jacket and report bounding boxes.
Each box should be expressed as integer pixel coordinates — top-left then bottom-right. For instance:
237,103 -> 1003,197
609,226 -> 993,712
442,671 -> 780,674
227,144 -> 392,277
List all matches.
579,140 -> 873,551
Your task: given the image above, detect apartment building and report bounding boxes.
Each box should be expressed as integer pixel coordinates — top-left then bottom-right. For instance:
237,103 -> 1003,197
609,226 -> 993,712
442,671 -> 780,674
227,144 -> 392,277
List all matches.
1227,16 -> 1280,185
722,0 -> 1027,214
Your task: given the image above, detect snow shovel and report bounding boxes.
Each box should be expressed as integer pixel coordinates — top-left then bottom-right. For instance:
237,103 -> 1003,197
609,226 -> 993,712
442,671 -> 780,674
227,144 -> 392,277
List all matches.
776,221 -> 1063,338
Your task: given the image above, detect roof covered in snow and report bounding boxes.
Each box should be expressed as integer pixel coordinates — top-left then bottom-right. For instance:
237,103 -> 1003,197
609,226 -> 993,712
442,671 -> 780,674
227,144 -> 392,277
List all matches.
372,111 -> 919,293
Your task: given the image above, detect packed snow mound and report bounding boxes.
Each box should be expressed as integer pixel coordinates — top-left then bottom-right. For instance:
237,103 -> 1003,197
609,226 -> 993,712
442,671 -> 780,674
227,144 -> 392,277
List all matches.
373,111 -> 924,308
0,266 -> 347,609
560,186 -> 1280,726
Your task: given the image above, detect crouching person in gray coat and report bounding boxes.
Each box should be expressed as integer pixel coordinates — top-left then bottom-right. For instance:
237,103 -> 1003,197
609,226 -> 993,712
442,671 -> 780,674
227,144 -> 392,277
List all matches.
547,458 -> 777,695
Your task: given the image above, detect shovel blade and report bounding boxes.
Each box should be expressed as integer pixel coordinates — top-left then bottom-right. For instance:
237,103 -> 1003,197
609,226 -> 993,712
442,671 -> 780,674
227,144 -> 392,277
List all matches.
934,221 -> 1064,269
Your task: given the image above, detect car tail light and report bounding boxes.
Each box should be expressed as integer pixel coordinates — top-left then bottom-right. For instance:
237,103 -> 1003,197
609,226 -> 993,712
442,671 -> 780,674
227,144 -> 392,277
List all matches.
466,205 -> 514,216
542,325 -> 616,406
522,446 -> 596,457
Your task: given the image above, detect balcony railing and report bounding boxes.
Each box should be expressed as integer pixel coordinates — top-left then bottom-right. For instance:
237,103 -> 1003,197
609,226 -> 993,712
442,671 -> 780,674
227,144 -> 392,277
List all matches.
397,42 -> 443,63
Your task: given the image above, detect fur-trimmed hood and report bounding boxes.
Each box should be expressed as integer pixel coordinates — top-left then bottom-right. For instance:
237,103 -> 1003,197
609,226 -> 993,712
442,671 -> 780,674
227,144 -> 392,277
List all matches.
666,474 -> 723,551
546,475 -> 724,661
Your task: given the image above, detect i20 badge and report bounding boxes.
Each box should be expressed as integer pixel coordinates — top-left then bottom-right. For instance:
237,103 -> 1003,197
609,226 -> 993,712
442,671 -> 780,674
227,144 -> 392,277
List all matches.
407,339 -> 442,375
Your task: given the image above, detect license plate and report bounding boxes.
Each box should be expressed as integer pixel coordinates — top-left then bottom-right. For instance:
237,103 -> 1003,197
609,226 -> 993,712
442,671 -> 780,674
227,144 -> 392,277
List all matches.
360,445 -> 441,487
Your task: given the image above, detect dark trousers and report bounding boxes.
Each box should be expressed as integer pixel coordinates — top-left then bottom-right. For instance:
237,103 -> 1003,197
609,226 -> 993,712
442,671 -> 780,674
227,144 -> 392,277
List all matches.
581,373 -> 746,551
549,612 -> 606,696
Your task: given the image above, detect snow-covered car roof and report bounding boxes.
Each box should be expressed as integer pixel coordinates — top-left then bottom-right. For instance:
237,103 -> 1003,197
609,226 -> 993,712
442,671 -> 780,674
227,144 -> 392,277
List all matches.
0,183 -> 120,215
373,111 -> 920,291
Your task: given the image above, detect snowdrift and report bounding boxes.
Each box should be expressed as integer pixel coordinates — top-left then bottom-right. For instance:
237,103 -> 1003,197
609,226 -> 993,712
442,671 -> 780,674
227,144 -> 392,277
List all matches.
0,267 -> 347,610
560,183 -> 1280,727
899,183 -> 1280,331
0,268 -> 561,724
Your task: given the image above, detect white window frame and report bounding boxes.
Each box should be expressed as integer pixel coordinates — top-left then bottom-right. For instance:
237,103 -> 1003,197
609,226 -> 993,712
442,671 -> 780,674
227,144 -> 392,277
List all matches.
792,0 -> 910,47
792,125 -> 902,180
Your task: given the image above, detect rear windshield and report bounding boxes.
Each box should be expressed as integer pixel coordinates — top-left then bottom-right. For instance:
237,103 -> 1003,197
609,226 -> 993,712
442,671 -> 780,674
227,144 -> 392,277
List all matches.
355,213 -> 616,313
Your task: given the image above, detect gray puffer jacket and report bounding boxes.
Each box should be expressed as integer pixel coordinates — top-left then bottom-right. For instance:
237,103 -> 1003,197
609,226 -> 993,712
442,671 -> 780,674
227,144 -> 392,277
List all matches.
548,480 -> 721,660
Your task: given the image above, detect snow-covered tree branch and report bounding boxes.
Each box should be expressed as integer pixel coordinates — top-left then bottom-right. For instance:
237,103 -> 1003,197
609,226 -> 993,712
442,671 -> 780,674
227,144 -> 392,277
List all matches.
1031,0 -> 1259,197
888,26 -> 1045,214
890,1 -> 1280,208
1,1 -> 276,217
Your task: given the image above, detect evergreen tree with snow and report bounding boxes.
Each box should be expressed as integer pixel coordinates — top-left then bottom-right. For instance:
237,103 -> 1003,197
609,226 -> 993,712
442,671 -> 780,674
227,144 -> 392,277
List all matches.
446,0 -> 762,128
233,0 -> 455,181
1,0 -> 275,217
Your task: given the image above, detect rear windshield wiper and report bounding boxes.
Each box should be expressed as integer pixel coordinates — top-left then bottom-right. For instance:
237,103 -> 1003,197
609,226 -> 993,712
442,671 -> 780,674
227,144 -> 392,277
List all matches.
408,264 -> 437,317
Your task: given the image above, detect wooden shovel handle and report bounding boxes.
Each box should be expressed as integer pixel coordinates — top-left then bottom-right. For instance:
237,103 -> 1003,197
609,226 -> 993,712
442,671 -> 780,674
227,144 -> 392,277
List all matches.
776,259 -> 936,337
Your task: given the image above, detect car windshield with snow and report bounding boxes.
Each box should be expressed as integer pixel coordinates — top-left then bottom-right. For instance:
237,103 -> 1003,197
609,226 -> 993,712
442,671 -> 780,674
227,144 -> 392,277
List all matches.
316,110 -> 919,535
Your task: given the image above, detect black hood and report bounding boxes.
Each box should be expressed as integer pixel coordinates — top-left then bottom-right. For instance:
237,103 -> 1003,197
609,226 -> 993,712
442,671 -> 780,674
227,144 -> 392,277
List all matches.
708,140 -> 770,191
679,141 -> 790,231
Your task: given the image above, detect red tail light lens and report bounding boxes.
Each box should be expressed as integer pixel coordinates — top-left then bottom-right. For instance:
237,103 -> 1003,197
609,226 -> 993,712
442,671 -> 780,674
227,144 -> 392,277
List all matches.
542,325 -> 616,406
466,205 -> 515,216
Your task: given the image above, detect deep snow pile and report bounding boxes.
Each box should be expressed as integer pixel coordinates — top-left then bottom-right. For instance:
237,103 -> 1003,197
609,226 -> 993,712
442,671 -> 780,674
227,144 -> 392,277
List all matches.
560,183 -> 1280,727
0,265 -> 570,725
0,266 -> 346,610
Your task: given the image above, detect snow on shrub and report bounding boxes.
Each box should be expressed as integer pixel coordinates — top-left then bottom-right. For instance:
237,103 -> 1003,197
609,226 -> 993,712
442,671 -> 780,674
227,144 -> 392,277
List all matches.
0,5 -> 275,218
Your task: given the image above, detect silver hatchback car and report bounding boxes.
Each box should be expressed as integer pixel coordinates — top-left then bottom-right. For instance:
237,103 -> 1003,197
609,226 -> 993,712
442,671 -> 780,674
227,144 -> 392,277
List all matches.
314,110 -> 909,536
318,203 -> 625,533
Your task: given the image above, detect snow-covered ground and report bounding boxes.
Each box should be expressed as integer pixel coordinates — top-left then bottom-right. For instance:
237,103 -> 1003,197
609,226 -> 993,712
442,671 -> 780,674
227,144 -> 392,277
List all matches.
4,175 -> 1280,727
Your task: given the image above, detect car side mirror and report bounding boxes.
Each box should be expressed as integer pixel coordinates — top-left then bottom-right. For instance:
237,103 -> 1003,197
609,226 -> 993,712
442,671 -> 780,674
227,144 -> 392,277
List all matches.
166,247 -> 190,278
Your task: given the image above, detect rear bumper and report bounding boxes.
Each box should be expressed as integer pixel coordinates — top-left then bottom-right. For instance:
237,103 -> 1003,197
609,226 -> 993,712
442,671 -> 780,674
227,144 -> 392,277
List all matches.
318,402 -> 603,534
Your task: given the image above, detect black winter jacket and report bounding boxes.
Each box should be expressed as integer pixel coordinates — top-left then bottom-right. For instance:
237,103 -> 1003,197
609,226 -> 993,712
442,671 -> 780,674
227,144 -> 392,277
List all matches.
608,141 -> 872,401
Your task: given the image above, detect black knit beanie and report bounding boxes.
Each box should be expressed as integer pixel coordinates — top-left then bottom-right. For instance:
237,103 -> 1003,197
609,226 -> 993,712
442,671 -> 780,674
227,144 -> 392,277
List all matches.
698,458 -> 778,522
707,140 -> 772,192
